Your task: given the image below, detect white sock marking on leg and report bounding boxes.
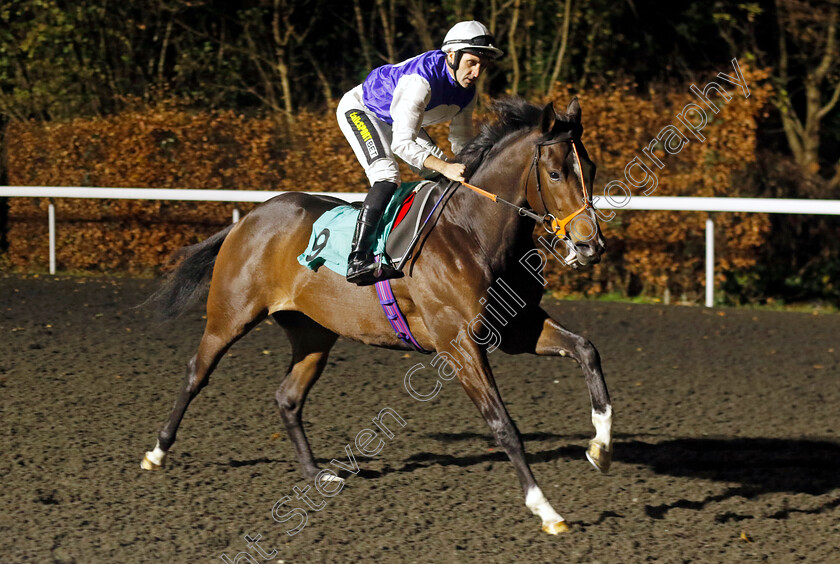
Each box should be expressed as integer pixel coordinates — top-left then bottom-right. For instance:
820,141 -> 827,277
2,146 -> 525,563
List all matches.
146,441 -> 167,466
592,405 -> 613,449
525,487 -> 564,524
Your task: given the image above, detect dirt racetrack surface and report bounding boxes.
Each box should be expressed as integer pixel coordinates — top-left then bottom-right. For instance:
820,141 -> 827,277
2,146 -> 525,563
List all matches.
1,274 -> 838,563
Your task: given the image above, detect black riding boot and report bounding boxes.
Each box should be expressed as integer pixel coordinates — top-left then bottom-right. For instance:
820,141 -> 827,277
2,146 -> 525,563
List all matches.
346,204 -> 404,286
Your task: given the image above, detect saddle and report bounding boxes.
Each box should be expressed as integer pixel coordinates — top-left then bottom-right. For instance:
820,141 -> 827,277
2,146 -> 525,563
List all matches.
383,180 -> 441,267
298,180 -> 444,275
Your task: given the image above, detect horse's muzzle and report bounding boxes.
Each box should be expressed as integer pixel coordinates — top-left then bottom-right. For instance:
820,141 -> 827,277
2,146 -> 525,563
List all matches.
568,239 -> 604,269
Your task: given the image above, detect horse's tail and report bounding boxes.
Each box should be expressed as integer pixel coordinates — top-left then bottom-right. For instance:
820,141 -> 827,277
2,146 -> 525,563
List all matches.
145,225 -> 234,320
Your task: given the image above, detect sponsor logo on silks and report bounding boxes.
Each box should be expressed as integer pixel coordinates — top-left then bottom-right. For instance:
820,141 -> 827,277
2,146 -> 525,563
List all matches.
349,111 -> 378,159
349,112 -> 373,141
346,110 -> 385,164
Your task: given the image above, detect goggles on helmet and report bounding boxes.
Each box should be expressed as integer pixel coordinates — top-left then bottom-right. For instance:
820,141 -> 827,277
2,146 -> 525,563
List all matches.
443,35 -> 498,50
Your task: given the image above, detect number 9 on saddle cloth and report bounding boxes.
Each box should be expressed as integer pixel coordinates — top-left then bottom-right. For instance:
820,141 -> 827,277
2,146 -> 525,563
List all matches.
297,180 -> 443,275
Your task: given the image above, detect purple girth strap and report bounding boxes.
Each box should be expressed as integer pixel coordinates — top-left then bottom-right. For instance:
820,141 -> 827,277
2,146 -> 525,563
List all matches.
374,276 -> 431,354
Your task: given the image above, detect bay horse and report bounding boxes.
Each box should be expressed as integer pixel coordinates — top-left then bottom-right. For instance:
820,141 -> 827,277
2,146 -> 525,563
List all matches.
141,98 -> 612,535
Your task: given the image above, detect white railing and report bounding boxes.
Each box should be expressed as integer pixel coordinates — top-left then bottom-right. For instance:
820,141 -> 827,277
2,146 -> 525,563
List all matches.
591,195 -> 840,307
2,186 -> 839,307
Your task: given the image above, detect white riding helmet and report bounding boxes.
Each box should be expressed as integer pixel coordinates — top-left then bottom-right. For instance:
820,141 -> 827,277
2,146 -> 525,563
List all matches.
441,21 -> 504,59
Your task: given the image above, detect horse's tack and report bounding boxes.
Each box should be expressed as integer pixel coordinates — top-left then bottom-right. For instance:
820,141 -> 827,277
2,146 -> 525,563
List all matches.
460,131 -> 593,244
524,130 -> 593,240
374,265 -> 431,353
375,183 -> 456,352
540,142 -> 592,239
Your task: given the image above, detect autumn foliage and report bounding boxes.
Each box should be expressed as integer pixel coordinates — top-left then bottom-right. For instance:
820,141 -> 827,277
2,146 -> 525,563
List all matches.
6,66 -> 773,301
6,102 -> 374,273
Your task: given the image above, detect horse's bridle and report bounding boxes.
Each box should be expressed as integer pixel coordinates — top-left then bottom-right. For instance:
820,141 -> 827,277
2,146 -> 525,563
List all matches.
525,128 -> 594,241
457,125 -> 595,257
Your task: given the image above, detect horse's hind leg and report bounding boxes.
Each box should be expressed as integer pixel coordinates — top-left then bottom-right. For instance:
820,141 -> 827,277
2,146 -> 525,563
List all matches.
141,301 -> 266,470
272,312 -> 338,481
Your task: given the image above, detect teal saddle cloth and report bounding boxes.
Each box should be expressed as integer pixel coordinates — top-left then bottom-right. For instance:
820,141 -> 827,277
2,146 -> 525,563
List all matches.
297,181 -> 421,275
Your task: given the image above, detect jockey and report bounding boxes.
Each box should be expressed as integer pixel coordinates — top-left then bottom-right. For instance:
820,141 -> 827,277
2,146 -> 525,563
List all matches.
336,20 -> 503,286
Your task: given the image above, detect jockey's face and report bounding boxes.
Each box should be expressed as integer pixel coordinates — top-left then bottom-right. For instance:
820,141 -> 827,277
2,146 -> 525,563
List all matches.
448,51 -> 493,88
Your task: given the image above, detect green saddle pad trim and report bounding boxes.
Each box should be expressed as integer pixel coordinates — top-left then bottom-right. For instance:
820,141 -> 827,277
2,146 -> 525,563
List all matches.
297,181 -> 421,275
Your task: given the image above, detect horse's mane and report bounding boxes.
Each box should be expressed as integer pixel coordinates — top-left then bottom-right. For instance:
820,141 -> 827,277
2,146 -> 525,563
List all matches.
458,97 -> 573,177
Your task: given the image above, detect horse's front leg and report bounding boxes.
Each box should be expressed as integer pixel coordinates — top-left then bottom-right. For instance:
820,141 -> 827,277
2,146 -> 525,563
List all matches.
538,309 -> 613,472
505,307 -> 613,473
429,316 -> 570,534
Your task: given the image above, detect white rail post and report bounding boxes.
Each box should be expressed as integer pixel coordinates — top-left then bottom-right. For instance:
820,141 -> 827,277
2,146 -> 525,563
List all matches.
705,216 -> 714,307
48,200 -> 56,275
232,207 -> 240,223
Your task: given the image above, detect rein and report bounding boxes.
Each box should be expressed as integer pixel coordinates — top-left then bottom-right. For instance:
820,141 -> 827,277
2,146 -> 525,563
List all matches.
459,133 -> 593,240
459,180 -> 545,223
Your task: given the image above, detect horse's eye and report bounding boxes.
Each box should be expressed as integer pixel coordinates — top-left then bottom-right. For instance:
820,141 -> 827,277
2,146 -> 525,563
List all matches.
549,171 -> 561,181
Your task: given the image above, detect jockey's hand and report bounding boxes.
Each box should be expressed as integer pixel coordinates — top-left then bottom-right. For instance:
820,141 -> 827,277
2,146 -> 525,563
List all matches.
441,162 -> 467,183
422,154 -> 467,183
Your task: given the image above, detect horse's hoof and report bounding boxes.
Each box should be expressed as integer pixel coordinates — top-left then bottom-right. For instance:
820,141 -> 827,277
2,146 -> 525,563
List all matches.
141,452 -> 164,471
586,440 -> 612,474
542,520 -> 571,534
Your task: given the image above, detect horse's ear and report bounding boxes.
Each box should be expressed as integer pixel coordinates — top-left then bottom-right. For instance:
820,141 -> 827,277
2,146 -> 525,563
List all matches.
540,102 -> 556,133
567,97 -> 581,123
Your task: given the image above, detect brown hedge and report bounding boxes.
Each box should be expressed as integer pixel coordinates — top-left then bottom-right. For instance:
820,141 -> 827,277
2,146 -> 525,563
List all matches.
6,102 -> 382,274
